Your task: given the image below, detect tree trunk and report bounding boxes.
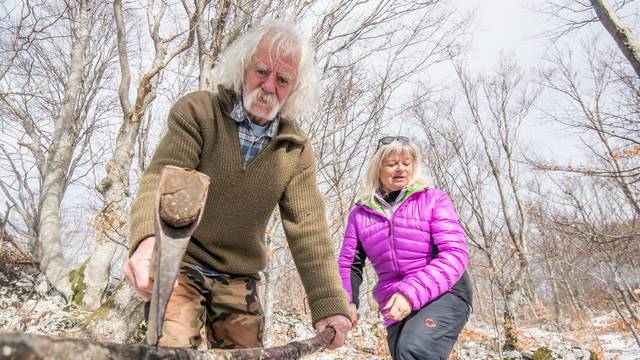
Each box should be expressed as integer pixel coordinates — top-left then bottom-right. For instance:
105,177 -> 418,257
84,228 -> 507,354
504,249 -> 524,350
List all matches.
261,269 -> 277,346
198,0 -> 231,90
503,286 -> 523,351
37,0 -> 90,301
606,290 -> 640,348
83,119 -> 141,309
590,0 -> 640,79
489,276 -> 504,355
1,328 -> 335,360
82,0 -> 190,309
551,280 -> 564,327
78,284 -> 146,344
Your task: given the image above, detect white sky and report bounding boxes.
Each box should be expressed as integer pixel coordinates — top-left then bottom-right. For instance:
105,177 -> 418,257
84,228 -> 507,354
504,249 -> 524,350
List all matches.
444,0 -> 587,162
455,0 -> 548,72
443,0 -> 639,164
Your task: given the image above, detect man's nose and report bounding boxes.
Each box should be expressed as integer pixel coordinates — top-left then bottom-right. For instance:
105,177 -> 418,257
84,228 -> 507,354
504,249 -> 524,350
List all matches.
261,74 -> 276,94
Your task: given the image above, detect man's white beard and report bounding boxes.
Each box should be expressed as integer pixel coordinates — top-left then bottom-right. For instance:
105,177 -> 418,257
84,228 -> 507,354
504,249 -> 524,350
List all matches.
243,87 -> 282,121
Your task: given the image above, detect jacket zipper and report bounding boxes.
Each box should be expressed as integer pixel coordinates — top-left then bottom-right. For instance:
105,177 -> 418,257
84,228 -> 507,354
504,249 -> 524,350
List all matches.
357,190 -> 427,275
388,214 -> 398,274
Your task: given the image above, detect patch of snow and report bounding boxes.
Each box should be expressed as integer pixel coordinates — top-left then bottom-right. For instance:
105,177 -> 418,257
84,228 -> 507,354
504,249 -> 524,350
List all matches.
1,275 -> 638,360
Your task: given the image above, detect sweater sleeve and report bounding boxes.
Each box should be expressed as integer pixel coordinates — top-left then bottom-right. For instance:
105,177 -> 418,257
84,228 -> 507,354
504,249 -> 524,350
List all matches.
337,210 -> 367,308
278,140 -> 350,325
395,190 -> 468,310
128,95 -> 205,256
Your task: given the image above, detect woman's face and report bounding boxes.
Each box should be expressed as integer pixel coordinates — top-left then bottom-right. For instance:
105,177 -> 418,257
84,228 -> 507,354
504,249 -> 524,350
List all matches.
379,151 -> 414,192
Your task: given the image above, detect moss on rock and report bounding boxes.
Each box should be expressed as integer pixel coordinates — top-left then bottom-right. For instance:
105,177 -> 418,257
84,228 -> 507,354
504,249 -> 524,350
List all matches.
69,259 -> 89,305
532,347 -> 553,360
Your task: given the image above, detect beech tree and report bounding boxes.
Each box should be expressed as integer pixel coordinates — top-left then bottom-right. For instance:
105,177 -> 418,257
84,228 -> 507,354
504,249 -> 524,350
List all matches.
540,0 -> 640,78
83,0 -> 201,311
414,58 -> 539,350
0,0 -> 117,300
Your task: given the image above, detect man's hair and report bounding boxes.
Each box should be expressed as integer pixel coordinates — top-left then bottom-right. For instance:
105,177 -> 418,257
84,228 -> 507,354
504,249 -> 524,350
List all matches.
359,140 -> 432,203
213,20 -> 318,120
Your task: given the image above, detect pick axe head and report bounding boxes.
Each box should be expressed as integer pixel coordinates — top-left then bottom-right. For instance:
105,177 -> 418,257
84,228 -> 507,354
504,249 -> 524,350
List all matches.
146,165 -> 210,346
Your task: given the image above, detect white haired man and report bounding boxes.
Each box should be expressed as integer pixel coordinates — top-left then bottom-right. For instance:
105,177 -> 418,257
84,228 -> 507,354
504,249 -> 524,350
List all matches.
123,21 -> 352,349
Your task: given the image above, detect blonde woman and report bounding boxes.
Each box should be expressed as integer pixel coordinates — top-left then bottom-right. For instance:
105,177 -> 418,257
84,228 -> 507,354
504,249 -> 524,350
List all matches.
338,136 -> 472,359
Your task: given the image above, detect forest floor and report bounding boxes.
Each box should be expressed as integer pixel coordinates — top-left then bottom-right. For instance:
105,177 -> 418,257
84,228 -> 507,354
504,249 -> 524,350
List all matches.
1,270 -> 638,359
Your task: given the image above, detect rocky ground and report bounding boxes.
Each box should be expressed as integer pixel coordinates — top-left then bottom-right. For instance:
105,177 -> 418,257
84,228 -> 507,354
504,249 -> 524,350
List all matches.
1,270 -> 638,359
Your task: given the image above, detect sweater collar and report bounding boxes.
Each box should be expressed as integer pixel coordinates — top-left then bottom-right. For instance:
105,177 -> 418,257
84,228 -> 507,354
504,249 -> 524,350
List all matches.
217,85 -> 307,146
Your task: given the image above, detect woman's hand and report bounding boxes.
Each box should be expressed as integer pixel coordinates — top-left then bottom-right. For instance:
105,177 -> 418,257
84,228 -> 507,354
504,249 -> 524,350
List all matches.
383,292 -> 412,321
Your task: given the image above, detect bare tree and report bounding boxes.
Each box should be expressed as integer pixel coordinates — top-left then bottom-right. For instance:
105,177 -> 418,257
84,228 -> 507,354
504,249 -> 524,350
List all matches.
532,174 -> 640,347
414,58 -> 539,350
524,23 -> 640,343
539,0 -> 640,78
537,45 -> 639,216
590,0 -> 640,78
0,0 -> 118,299
82,0 -> 201,310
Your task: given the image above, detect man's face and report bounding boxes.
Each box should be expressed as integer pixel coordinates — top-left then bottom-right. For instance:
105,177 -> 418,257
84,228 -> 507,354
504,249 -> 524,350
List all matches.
243,36 -> 300,124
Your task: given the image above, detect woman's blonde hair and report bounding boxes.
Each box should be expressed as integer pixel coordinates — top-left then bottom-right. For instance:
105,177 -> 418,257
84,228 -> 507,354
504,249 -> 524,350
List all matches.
358,140 -> 431,203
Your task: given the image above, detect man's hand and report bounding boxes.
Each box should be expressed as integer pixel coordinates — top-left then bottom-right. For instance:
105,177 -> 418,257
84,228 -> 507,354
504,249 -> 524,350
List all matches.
348,303 -> 358,326
122,236 -> 155,301
383,292 -> 412,321
314,314 -> 352,350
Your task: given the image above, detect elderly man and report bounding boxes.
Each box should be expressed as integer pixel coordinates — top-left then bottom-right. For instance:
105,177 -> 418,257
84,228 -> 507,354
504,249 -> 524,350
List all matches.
123,21 -> 352,349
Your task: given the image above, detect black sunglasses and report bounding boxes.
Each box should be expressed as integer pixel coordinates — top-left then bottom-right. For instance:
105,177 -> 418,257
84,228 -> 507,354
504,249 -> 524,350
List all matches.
377,136 -> 410,149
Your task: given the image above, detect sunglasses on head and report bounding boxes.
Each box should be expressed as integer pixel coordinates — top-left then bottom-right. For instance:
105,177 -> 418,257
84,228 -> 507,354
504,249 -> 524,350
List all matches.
377,136 -> 410,149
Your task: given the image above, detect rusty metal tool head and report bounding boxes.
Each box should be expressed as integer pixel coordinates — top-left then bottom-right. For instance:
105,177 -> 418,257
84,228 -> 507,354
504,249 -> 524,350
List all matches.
146,165 -> 210,347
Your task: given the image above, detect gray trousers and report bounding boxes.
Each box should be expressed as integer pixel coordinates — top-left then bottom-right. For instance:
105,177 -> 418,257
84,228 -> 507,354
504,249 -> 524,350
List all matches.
386,292 -> 470,360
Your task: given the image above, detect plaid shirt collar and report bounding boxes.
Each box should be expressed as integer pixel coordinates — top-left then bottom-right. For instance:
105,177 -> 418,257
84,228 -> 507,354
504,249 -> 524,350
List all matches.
230,95 -> 280,166
229,96 -> 280,139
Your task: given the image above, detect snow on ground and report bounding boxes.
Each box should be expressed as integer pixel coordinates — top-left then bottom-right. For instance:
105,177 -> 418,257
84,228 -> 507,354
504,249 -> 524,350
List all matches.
1,272 -> 638,359
0,272 -> 76,335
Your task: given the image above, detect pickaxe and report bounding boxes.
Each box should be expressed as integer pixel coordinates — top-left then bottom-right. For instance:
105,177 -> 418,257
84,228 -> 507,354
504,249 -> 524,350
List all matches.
142,165 -> 337,357
146,165 -> 210,346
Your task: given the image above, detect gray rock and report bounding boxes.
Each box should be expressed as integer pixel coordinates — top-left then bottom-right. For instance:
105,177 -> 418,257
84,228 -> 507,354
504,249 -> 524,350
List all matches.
35,280 -> 48,296
14,278 -> 33,288
569,347 -> 592,360
521,349 -> 534,360
503,350 -> 523,359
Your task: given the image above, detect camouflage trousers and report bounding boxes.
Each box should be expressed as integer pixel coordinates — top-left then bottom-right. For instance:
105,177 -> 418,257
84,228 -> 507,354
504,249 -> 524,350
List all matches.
147,263 -> 264,349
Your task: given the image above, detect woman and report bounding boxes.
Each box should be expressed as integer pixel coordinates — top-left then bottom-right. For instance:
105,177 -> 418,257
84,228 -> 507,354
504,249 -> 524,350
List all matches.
338,136 -> 472,360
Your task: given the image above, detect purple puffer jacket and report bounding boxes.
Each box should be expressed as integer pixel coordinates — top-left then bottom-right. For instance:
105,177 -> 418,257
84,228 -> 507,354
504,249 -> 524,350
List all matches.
338,187 -> 468,327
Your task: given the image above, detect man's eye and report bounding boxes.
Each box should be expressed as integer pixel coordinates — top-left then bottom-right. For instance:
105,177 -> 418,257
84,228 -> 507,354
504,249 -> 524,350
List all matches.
256,68 -> 267,75
278,76 -> 289,86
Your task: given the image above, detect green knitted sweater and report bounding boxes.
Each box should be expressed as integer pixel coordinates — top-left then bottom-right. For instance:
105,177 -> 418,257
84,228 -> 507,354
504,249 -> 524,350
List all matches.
129,87 -> 349,324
